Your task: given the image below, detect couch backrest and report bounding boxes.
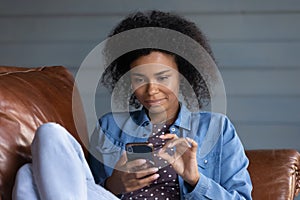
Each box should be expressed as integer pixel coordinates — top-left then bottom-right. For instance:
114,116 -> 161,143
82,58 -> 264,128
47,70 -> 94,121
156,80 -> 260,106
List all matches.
0,66 -> 88,200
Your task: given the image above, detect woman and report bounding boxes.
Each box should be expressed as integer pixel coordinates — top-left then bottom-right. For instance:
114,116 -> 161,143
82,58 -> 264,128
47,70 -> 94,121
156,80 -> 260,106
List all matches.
13,10 -> 252,200
89,10 -> 252,199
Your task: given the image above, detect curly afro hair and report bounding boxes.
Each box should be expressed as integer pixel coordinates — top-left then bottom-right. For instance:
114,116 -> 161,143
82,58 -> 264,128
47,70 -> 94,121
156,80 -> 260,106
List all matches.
101,10 -> 215,110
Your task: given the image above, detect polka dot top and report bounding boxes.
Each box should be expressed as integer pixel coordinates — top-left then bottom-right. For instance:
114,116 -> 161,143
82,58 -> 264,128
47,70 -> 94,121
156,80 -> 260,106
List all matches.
123,124 -> 180,200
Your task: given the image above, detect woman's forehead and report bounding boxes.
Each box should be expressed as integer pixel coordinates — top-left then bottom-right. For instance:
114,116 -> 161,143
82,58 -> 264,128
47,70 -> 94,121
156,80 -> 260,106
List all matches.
130,51 -> 177,68
130,64 -> 178,76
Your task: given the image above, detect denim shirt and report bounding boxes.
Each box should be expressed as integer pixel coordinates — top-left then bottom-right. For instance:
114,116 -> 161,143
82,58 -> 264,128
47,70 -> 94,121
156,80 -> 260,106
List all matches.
88,105 -> 252,200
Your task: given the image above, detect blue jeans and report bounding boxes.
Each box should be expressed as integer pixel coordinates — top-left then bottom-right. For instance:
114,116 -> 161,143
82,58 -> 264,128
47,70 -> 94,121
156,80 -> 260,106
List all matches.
12,122 -> 118,200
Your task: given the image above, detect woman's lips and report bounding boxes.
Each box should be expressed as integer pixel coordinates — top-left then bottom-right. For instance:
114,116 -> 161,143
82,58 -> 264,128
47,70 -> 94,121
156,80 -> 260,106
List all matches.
145,99 -> 165,106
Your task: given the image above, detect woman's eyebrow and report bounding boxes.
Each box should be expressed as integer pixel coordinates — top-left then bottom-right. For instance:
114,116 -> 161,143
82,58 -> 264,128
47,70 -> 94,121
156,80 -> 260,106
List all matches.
154,69 -> 171,76
131,69 -> 171,76
131,73 -> 145,77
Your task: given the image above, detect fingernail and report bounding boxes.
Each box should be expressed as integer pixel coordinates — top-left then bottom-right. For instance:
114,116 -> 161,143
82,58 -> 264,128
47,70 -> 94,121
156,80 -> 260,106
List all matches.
139,159 -> 147,164
152,168 -> 159,172
154,174 -> 160,179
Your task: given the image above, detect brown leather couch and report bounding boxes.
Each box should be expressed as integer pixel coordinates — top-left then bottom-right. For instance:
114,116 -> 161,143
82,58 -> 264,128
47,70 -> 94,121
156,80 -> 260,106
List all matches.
0,66 -> 299,200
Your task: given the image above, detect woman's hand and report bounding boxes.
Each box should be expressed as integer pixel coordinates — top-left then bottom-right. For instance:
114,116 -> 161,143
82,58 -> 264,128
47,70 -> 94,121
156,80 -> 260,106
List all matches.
158,134 -> 200,186
105,152 -> 160,195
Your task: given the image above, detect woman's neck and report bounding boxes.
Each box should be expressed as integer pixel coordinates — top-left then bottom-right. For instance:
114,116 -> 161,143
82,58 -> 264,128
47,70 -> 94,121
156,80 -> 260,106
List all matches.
148,108 -> 179,125
150,115 -> 176,125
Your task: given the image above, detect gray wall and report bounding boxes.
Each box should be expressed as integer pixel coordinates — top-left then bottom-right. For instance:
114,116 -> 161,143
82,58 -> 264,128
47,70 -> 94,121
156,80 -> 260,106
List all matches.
1,0 -> 299,152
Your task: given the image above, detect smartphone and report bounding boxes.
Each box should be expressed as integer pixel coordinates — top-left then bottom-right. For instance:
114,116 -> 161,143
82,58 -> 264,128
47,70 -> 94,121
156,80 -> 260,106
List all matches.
126,142 -> 154,164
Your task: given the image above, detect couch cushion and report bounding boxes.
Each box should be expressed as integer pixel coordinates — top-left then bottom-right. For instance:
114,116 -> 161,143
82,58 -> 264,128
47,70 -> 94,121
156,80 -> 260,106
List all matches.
0,66 -> 88,200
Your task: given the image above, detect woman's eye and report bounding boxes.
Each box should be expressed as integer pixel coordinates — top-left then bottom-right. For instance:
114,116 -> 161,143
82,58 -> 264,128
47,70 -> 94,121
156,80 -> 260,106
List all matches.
133,78 -> 144,83
157,76 -> 169,81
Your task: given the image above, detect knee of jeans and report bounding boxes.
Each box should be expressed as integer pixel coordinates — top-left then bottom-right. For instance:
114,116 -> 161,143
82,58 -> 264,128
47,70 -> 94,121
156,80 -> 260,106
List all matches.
34,122 -> 68,144
16,163 -> 32,179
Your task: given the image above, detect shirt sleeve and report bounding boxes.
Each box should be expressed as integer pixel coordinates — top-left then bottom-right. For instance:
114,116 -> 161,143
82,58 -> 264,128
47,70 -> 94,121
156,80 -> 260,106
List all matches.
183,116 -> 252,200
88,122 -> 108,185
88,120 -> 116,186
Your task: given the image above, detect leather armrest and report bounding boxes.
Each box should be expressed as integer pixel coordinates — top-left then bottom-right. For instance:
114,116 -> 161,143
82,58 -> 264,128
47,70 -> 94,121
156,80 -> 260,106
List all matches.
0,66 -> 88,200
246,149 -> 300,199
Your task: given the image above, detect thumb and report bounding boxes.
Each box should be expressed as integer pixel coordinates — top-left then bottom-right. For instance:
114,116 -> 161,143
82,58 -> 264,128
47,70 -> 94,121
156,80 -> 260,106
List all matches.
115,151 -> 127,168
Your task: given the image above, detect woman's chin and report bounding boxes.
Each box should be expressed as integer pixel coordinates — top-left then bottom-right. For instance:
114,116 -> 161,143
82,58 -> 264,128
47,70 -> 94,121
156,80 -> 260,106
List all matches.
148,105 -> 167,115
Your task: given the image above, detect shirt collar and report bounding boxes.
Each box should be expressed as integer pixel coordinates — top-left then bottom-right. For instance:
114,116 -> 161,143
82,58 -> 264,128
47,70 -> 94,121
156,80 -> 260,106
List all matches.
173,103 -> 192,131
130,107 -> 150,127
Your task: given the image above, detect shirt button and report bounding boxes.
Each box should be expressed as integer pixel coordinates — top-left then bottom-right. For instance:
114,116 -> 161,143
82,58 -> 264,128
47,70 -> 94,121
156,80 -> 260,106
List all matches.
170,127 -> 176,132
204,159 -> 208,164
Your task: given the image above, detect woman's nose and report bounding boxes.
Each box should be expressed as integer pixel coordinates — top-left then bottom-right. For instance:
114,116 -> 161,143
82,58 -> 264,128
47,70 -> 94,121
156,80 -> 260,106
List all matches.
147,82 -> 159,95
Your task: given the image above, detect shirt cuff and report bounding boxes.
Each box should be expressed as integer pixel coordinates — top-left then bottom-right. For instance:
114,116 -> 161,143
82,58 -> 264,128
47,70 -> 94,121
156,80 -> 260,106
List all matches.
184,173 -> 210,199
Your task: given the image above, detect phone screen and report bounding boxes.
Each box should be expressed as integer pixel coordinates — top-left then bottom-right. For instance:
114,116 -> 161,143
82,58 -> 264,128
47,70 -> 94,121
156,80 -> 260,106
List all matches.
126,142 -> 154,164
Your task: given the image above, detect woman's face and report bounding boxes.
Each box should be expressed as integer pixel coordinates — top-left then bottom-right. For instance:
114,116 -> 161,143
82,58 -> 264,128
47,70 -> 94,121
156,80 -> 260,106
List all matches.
130,51 -> 180,121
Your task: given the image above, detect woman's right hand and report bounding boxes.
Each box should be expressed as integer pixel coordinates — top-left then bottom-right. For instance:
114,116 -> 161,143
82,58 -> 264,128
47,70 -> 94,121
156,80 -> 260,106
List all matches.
105,152 -> 160,195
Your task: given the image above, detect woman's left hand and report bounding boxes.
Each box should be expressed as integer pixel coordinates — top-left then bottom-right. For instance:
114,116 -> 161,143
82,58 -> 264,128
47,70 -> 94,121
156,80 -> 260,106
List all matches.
158,134 -> 200,186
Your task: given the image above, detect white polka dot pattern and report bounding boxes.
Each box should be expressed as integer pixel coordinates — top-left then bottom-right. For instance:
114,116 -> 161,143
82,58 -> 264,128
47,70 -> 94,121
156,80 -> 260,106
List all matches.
123,124 -> 180,200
